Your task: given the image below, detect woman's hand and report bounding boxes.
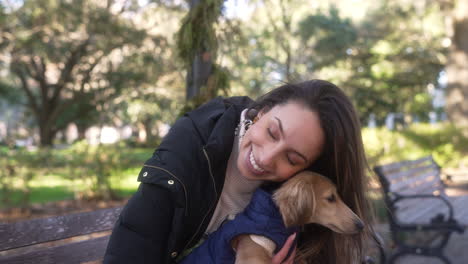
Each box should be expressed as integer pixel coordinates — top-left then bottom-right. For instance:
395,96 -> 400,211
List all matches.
271,233 -> 297,264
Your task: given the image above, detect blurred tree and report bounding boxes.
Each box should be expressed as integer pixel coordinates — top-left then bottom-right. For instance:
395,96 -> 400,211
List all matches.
225,0 -> 313,96
298,6 -> 357,71
0,79 -> 22,105
300,1 -> 447,124
177,0 -> 229,111
445,0 -> 468,127
0,0 -> 166,146
228,0 -> 447,124
111,3 -> 185,144
125,92 -> 173,144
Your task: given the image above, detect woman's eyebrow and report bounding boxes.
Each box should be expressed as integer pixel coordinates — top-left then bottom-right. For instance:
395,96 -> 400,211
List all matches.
274,117 -> 284,134
274,117 -> 308,163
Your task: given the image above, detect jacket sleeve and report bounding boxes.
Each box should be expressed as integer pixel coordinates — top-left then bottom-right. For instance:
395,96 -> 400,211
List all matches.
104,183 -> 175,264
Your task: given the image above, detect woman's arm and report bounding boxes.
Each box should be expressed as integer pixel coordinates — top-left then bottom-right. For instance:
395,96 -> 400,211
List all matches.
104,183 -> 174,264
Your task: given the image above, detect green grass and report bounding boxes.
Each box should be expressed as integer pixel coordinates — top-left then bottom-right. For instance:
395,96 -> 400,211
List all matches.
0,143 -> 150,208
27,186 -> 75,204
1,123 -> 466,212
363,122 -> 468,168
0,173 -> 141,208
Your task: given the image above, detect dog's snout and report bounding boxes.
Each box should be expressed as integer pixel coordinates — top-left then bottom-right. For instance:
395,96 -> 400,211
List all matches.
354,219 -> 364,231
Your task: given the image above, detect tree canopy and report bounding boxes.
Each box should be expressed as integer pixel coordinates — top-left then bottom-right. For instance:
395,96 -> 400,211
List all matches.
0,0 -> 465,146
1,0 -> 181,146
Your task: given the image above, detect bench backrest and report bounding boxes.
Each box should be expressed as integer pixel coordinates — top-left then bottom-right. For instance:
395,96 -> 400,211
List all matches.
374,155 -> 444,197
0,206 -> 122,263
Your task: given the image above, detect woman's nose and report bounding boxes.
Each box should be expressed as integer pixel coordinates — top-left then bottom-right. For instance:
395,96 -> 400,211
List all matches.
258,145 -> 279,170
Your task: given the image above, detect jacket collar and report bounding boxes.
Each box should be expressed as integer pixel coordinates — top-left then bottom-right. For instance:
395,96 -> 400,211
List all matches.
187,96 -> 253,171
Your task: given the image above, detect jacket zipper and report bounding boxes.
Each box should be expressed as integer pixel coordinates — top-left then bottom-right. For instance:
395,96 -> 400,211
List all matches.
181,146 -> 219,253
142,164 -> 188,216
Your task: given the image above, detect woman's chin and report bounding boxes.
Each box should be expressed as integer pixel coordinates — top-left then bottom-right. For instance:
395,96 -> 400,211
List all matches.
238,165 -> 259,181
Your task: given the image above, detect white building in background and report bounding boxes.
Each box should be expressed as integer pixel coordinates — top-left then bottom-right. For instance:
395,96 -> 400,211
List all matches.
0,102 -> 31,144
120,125 -> 133,139
62,123 -> 134,145
65,123 -> 78,144
367,113 -> 377,128
80,124 -> 143,145
0,120 -> 6,141
385,113 -> 395,130
99,126 -> 120,144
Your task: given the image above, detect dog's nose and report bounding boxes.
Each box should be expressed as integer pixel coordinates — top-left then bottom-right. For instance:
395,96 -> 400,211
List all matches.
354,219 -> 365,230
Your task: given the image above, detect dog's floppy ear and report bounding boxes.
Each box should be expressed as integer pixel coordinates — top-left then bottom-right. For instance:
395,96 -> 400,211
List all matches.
273,177 -> 316,227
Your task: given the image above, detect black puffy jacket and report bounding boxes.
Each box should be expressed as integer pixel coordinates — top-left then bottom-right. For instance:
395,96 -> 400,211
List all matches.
104,96 -> 253,264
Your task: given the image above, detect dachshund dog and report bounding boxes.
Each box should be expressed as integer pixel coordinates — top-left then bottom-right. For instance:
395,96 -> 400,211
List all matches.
232,171 -> 364,263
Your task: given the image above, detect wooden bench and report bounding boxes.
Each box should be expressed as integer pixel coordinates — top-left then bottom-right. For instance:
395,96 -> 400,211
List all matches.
374,155 -> 467,264
0,207 -> 122,264
0,205 -> 384,264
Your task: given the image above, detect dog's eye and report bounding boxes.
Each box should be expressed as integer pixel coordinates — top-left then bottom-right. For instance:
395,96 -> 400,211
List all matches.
327,194 -> 336,203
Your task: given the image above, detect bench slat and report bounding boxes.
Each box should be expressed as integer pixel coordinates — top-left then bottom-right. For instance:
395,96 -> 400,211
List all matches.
396,198 -> 450,224
385,163 -> 439,183
391,192 -> 450,218
400,177 -> 443,195
376,156 -> 433,174
0,235 -> 110,264
0,207 -> 122,251
398,177 -> 445,195
451,196 -> 468,225
391,173 -> 443,195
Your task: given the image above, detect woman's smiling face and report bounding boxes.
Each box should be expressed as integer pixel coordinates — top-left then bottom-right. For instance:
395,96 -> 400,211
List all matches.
237,101 -> 325,182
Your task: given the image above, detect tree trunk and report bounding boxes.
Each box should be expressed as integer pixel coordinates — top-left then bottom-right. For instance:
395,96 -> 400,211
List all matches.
446,0 -> 468,127
186,52 -> 213,101
142,118 -> 156,145
185,0 -> 214,101
39,123 -> 55,146
77,123 -> 87,141
36,100 -> 59,146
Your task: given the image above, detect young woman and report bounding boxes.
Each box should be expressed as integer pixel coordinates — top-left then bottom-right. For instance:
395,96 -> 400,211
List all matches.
104,79 -> 372,264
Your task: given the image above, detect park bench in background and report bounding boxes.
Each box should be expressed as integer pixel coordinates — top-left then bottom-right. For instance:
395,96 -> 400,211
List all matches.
0,207 -> 122,264
374,155 -> 467,264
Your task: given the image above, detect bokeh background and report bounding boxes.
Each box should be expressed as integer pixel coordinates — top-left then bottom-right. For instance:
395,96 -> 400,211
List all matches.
0,0 -> 467,261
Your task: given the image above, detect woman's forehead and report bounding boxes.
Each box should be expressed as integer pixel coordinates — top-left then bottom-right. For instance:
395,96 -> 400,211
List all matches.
266,103 -> 324,161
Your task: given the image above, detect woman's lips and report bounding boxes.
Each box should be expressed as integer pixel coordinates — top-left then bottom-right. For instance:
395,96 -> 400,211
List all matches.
245,148 -> 267,176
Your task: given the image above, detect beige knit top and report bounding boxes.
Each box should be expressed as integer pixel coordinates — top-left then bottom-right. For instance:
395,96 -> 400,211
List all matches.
205,109 -> 263,234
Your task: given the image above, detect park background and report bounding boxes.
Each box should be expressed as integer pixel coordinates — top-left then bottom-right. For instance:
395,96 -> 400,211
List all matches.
0,0 -> 467,262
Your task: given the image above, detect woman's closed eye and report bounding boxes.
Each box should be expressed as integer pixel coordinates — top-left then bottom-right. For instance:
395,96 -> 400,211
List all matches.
286,155 -> 297,166
267,127 -> 278,140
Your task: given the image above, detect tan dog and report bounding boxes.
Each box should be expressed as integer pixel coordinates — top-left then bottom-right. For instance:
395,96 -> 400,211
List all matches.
232,171 -> 364,263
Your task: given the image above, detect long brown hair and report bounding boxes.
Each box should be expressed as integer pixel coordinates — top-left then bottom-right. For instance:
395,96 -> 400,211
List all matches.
248,80 -> 373,263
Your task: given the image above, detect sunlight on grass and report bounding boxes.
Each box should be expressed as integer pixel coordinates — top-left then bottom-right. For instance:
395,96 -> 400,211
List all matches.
3,124 -> 466,211
1,169 -> 141,207
110,168 -> 141,196
362,122 -> 468,168
29,174 -> 73,187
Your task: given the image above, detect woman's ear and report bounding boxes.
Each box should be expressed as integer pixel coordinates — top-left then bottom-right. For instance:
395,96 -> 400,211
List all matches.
257,109 -> 265,118
273,178 -> 316,227
249,109 -> 263,124
246,108 -> 259,120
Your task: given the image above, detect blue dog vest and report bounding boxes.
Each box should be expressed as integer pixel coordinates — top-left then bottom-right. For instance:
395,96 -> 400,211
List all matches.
180,188 -> 297,264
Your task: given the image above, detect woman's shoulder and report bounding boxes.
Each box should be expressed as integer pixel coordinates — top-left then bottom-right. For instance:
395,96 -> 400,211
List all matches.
222,96 -> 254,108
182,96 -> 252,136
190,96 -> 253,117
